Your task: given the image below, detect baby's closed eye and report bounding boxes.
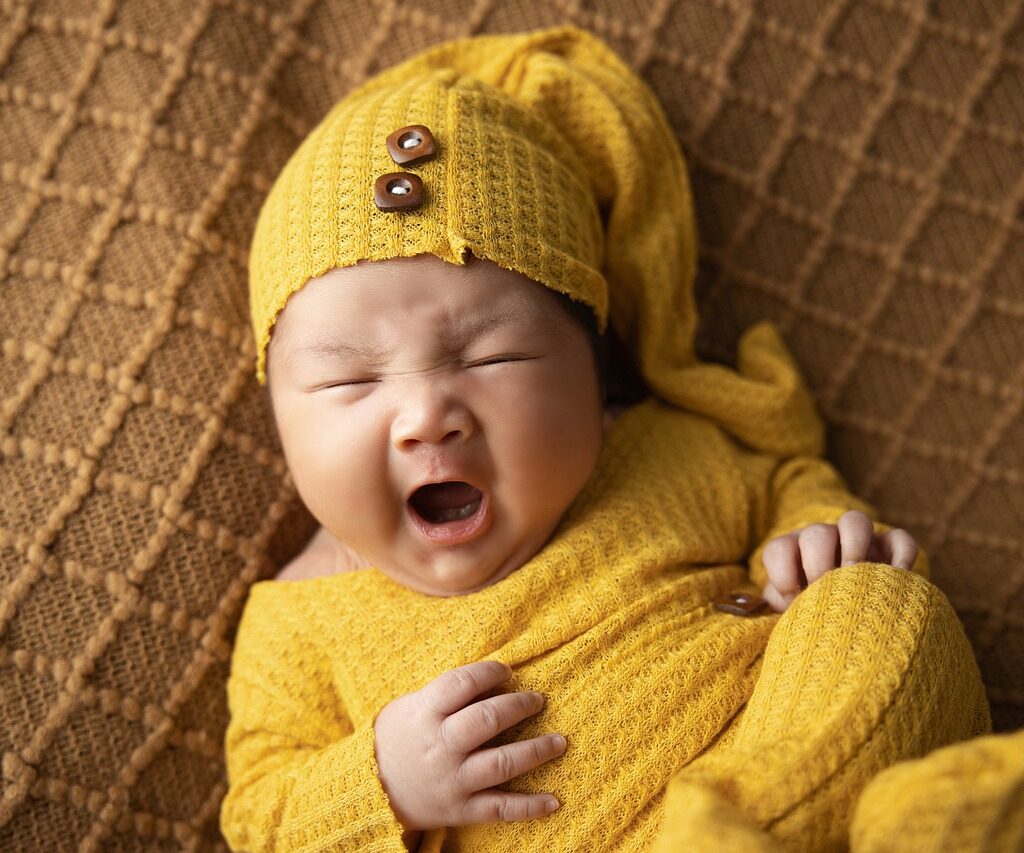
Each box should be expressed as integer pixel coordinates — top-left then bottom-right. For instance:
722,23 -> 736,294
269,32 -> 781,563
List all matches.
469,354 -> 532,367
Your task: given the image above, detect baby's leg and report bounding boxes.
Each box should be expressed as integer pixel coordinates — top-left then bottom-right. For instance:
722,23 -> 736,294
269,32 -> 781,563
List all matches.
654,563 -> 989,852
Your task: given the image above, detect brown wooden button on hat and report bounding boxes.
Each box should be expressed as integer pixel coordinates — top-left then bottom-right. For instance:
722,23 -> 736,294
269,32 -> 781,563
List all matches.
374,172 -> 424,211
386,124 -> 437,166
713,591 -> 768,616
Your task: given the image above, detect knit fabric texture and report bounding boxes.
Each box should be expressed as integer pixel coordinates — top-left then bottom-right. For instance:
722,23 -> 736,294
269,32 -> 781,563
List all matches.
220,399 -> 990,851
2,2 -> 1024,850
851,728 -> 1024,853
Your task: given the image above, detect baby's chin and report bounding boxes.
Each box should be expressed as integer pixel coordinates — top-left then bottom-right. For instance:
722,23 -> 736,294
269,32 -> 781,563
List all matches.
376,543 -> 541,597
341,503 -> 574,596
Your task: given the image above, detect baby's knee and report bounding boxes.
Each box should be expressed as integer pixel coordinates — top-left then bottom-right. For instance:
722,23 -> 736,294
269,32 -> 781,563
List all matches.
791,561 -> 943,638
791,563 -> 955,653
784,562 -> 989,737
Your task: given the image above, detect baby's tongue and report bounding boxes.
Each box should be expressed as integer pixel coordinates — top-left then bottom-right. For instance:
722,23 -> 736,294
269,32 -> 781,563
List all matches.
410,482 -> 484,525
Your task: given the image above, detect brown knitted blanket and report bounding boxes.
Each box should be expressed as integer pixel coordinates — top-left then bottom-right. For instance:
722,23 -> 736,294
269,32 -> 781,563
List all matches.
1,1 -> 1022,849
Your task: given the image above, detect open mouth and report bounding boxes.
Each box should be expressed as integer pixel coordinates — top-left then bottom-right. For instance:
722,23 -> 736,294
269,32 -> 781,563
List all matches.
407,481 -> 489,544
409,481 -> 482,522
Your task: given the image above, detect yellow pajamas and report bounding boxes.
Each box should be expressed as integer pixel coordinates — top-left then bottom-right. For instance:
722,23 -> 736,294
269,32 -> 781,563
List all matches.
219,399 -> 989,851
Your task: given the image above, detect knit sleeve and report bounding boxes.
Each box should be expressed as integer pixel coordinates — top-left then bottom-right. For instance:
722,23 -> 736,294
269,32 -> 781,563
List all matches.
745,454 -> 930,591
219,587 -> 410,852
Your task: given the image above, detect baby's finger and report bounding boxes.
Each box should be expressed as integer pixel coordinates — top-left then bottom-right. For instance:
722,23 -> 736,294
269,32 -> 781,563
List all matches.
460,790 -> 560,825
881,528 -> 918,570
442,691 -> 545,754
762,534 -> 803,597
762,581 -> 796,613
798,523 -> 839,585
421,660 -> 513,718
458,733 -> 567,793
837,510 -> 873,567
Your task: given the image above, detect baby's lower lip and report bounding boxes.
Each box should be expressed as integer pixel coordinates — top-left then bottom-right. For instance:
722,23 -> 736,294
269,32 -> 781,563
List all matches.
407,492 -> 491,545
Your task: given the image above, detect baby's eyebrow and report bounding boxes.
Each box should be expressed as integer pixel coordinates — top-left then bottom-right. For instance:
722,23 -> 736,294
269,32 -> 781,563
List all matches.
290,339 -> 390,364
446,309 -> 536,345
289,307 -> 536,363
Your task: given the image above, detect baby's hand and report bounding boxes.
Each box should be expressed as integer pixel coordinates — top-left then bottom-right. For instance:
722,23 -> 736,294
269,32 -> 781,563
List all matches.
761,510 -> 919,613
372,660 -> 566,833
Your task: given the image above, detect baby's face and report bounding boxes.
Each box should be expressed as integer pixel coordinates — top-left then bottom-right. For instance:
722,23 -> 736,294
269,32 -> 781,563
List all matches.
266,253 -> 604,597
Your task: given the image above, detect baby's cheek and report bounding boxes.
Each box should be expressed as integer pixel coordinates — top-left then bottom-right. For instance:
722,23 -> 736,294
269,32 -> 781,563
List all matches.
279,403 -> 385,529
496,406 -> 598,520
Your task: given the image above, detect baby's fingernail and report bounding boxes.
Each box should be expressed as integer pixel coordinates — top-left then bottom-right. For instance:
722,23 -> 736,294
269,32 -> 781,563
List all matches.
546,798 -> 560,812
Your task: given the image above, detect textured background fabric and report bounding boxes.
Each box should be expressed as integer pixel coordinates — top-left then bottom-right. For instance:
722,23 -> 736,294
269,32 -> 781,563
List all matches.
0,0 -> 1021,849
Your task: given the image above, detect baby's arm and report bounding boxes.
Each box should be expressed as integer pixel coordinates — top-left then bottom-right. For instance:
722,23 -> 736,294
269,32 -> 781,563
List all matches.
747,455 -> 929,608
219,593 -> 411,852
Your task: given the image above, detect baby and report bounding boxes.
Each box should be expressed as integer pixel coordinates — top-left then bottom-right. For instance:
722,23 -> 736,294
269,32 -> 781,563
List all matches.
263,249 -> 920,848
220,25 -> 989,853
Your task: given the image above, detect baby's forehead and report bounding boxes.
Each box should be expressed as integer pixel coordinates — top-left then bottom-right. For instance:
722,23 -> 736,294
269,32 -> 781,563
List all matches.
275,262 -> 563,338
285,301 -> 540,354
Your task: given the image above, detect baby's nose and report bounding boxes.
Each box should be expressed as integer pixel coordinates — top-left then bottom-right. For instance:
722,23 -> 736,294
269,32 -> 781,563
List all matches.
390,392 -> 475,450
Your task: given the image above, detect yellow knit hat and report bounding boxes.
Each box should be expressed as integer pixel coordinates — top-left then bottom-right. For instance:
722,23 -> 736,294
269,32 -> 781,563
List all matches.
249,25 -> 824,458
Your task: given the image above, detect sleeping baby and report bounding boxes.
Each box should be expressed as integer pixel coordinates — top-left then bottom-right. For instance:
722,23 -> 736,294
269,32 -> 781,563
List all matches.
220,25 -> 989,853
